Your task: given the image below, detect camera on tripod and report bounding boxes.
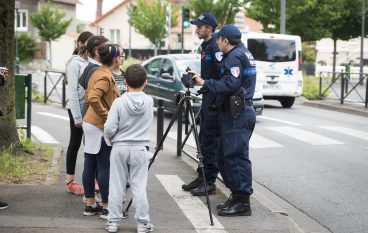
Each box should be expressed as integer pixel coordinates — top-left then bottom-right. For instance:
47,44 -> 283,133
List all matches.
181,67 -> 196,88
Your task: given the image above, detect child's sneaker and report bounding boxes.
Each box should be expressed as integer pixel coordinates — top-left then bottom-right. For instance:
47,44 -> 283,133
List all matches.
137,222 -> 153,233
83,204 -> 102,216
100,208 -> 109,219
106,221 -> 119,233
0,201 -> 8,210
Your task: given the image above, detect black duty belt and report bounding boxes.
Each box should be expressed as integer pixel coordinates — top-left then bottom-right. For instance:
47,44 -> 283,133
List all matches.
243,99 -> 253,106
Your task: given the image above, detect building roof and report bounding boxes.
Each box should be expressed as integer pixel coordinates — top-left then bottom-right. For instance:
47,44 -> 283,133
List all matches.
90,0 -> 129,26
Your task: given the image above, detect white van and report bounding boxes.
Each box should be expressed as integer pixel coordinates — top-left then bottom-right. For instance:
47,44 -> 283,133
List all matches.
241,32 -> 303,108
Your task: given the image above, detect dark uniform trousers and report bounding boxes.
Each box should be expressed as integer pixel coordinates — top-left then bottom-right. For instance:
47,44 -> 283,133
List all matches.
217,105 -> 256,195
197,108 -> 219,184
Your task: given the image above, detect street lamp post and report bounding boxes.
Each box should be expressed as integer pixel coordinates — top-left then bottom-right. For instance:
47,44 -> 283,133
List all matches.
15,0 -> 20,74
128,0 -> 132,58
359,0 -> 365,85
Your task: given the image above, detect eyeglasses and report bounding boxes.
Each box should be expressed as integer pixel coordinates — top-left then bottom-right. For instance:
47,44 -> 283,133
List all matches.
120,54 -> 126,59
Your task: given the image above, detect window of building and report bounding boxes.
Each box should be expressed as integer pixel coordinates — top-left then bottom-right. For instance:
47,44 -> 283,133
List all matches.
15,9 -> 28,32
110,29 -> 121,44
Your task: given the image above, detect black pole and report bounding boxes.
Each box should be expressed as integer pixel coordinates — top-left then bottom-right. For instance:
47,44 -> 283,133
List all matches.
365,74 -> 368,107
26,74 -> 32,139
340,72 -> 344,104
177,99 -> 183,156
44,72 -> 47,104
62,74 -> 66,108
157,99 -> 164,150
181,6 -> 184,53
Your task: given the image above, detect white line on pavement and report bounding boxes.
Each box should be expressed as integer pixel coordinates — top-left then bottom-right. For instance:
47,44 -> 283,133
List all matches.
250,133 -> 284,149
31,125 -> 60,145
268,126 -> 344,145
258,116 -> 301,126
318,125 -> 368,141
37,112 -> 69,121
156,174 -> 227,233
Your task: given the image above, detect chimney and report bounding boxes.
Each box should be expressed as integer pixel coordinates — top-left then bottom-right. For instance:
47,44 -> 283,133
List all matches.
96,0 -> 103,18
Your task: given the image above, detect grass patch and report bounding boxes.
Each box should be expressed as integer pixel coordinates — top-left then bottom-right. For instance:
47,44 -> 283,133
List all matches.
0,130 -> 54,184
302,75 -> 331,100
120,57 -> 143,71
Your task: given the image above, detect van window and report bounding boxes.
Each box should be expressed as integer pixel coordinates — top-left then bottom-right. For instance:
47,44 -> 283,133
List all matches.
146,59 -> 162,77
247,39 -> 296,62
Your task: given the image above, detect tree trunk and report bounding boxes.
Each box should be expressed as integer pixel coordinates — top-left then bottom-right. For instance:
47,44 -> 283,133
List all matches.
0,0 -> 22,152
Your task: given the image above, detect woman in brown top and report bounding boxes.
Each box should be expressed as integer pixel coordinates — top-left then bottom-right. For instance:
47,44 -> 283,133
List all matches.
82,44 -> 123,219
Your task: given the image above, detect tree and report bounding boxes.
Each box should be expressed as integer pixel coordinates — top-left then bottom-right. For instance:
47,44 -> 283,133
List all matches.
15,33 -> 36,61
130,0 -> 178,51
0,0 -> 22,152
246,0 -> 368,76
30,2 -> 71,68
188,0 -> 244,27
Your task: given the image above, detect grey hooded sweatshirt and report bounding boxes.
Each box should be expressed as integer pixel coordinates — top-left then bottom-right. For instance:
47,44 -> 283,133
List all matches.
104,92 -> 153,146
66,55 -> 87,125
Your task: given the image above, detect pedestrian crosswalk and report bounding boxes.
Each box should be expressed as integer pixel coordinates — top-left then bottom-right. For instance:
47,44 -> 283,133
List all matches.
169,124 -> 366,150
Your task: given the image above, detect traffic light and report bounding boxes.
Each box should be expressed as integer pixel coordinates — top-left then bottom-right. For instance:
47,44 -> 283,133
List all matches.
182,7 -> 190,28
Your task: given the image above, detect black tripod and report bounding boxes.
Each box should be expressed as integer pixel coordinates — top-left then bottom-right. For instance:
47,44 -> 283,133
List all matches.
125,88 -> 214,226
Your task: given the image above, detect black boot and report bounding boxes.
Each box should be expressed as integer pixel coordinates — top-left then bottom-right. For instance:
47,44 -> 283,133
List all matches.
217,193 -> 252,217
182,176 -> 203,191
190,183 -> 216,196
216,193 -> 234,210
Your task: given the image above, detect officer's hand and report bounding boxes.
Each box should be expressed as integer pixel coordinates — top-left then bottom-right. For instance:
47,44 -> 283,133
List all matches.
187,70 -> 199,77
193,74 -> 204,86
75,123 -> 82,128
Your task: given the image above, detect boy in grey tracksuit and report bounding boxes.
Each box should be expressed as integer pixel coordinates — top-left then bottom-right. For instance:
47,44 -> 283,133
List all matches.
104,64 -> 154,233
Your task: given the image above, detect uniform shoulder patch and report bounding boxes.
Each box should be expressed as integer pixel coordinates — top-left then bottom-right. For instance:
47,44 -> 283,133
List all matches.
215,52 -> 223,61
230,67 -> 240,78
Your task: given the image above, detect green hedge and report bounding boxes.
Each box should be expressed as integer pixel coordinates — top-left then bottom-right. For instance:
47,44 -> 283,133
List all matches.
302,76 -> 330,100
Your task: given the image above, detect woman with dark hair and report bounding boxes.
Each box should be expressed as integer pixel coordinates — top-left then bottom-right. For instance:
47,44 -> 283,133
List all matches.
82,44 -> 123,219
65,31 -> 94,196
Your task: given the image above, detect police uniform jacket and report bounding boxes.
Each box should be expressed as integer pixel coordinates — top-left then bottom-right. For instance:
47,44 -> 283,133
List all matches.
200,33 -> 222,108
203,42 -> 256,107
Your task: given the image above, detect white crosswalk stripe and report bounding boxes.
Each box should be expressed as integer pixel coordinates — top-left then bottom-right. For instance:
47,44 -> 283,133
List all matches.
250,133 -> 284,149
37,112 -> 69,121
258,116 -> 301,126
267,126 -> 344,145
156,174 -> 227,233
318,125 -> 368,141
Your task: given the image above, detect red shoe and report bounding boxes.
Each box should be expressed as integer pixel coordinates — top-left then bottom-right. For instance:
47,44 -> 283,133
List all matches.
66,180 -> 84,196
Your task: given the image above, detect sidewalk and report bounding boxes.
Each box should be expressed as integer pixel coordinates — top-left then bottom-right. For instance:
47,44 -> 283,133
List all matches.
1,99 -> 357,233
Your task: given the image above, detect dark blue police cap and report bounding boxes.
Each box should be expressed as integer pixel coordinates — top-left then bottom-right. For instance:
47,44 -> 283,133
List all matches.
190,12 -> 218,28
218,24 -> 242,40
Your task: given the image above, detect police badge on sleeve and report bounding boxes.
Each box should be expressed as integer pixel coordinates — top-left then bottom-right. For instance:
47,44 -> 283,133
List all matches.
230,67 -> 240,78
215,52 -> 223,61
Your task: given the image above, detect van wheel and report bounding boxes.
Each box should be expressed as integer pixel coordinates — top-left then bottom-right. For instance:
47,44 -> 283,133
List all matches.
280,97 -> 295,108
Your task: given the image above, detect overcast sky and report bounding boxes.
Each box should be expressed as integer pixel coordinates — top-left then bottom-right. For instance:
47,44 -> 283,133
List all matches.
76,0 -> 122,21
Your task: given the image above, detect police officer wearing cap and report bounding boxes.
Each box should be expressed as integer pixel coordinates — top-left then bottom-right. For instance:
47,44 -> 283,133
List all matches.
191,24 -> 256,216
181,12 -> 222,196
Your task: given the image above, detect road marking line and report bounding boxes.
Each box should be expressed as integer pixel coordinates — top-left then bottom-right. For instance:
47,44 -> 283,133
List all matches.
250,133 -> 284,149
31,125 -> 60,145
156,175 -> 227,233
268,126 -> 344,145
318,125 -> 368,141
258,116 -> 301,126
37,112 -> 69,121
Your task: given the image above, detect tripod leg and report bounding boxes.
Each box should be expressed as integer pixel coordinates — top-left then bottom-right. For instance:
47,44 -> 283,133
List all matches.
187,100 -> 214,226
181,105 -> 202,150
125,97 -> 186,212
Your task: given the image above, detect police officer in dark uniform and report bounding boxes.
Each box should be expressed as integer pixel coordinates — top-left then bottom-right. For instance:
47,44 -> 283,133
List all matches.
191,24 -> 256,216
181,13 -> 222,196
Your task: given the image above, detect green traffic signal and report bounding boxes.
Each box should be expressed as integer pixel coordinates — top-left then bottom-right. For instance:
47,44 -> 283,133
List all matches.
183,21 -> 190,28
182,7 -> 190,29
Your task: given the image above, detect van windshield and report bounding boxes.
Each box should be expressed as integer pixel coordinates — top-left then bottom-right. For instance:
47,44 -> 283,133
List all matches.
247,39 -> 296,62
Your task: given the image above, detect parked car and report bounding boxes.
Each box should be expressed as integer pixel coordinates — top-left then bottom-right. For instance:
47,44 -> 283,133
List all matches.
142,54 -> 264,115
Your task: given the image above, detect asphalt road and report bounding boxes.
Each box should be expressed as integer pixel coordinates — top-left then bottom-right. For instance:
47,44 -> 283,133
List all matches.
250,100 -> 368,233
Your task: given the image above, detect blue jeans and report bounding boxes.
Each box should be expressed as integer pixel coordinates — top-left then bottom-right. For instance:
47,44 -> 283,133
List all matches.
83,138 -> 111,203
